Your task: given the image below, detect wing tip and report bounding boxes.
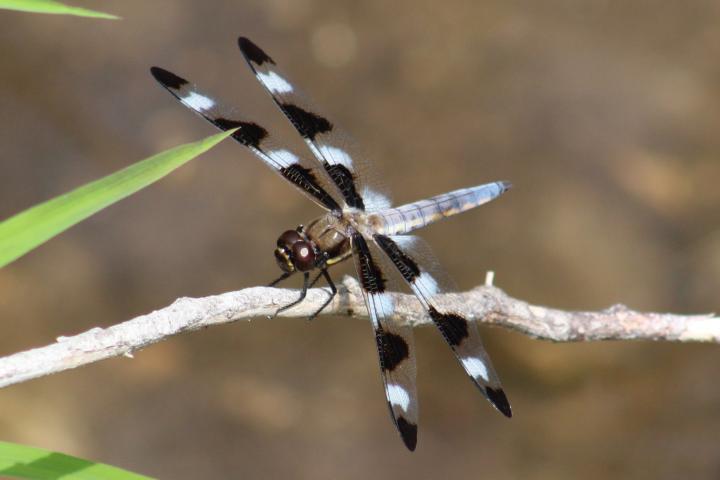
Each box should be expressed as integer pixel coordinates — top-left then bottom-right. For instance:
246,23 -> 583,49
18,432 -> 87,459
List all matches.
150,66 -> 188,90
396,416 -> 418,451
237,36 -> 275,67
485,386 -> 512,418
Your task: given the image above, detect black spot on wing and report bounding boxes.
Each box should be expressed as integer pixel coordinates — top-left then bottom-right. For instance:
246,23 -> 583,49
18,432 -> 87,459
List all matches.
485,386 -> 512,418
326,164 -> 364,210
396,416 -> 418,451
237,37 -> 275,66
377,328 -> 409,372
428,307 -> 469,347
352,234 -> 386,294
280,103 -> 333,140
208,117 -> 268,148
150,66 -> 188,90
374,235 -> 420,283
280,164 -> 341,211
212,118 -> 268,149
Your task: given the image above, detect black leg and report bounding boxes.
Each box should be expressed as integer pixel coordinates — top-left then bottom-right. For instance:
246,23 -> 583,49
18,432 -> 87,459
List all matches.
307,269 -> 337,321
308,270 -> 324,289
268,271 -> 293,287
272,271 -> 310,317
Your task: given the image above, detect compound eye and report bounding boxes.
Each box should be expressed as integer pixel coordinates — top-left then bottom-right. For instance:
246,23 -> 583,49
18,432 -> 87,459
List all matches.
292,241 -> 316,271
277,230 -> 302,248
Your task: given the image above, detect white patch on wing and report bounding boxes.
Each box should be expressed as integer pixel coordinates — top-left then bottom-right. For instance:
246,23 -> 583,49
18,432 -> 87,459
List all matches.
267,149 -> 298,168
374,292 -> 395,316
386,384 -> 411,411
257,70 -> 293,93
461,356 -> 489,382
415,272 -> 439,297
392,235 -> 417,248
362,187 -> 392,211
181,92 -> 215,111
318,145 -> 353,169
366,292 -> 395,326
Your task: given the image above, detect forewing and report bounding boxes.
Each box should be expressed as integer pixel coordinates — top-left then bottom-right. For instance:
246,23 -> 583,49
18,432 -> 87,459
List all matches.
238,37 -> 392,212
150,66 -> 341,212
350,233 -> 418,451
373,234 -> 512,418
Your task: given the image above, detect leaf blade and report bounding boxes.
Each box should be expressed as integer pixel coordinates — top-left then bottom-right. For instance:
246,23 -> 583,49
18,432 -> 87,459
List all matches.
0,130 -> 235,268
0,0 -> 119,19
0,441 -> 153,479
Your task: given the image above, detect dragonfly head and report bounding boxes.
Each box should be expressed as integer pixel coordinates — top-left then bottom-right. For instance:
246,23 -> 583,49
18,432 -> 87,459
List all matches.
275,229 -> 316,273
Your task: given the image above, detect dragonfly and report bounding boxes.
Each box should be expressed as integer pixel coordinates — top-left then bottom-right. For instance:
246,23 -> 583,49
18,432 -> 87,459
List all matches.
151,37 -> 512,451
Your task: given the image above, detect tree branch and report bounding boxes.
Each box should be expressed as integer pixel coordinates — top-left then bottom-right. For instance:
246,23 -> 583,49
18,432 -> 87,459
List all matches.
0,275 -> 717,389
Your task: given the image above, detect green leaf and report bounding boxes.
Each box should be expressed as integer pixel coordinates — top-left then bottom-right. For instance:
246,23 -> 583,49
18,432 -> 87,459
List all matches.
0,129 -> 235,268
0,441 -> 153,479
0,0 -> 119,19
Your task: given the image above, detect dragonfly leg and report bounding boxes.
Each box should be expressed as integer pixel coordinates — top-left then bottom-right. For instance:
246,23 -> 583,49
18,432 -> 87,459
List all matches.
308,269 -> 324,288
307,269 -> 337,321
268,271 -> 293,287
272,271 -> 310,318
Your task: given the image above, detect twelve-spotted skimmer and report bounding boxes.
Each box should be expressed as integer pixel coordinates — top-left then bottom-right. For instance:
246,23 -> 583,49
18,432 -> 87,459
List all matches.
151,37 -> 512,451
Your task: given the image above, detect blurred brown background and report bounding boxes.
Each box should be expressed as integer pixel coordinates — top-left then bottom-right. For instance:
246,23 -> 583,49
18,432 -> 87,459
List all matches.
1,1 -> 720,478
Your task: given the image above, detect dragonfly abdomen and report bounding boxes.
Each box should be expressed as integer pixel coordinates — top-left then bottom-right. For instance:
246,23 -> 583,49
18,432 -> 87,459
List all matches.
375,181 -> 510,235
